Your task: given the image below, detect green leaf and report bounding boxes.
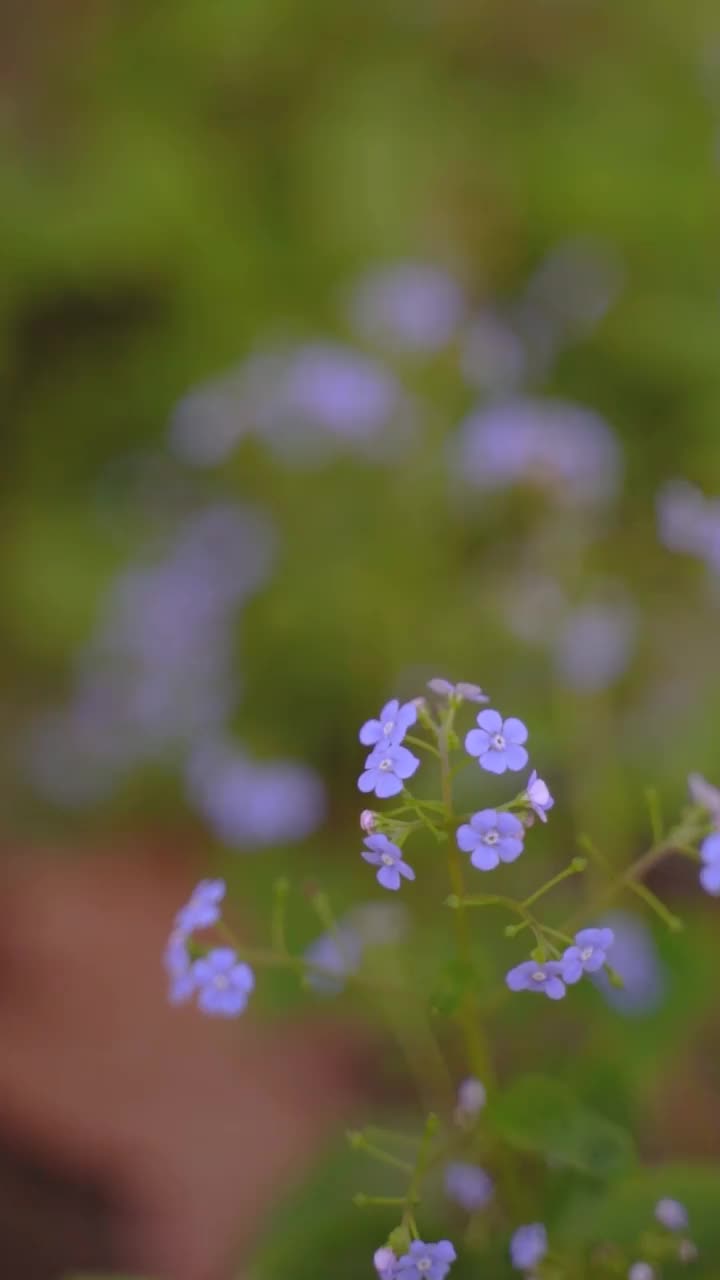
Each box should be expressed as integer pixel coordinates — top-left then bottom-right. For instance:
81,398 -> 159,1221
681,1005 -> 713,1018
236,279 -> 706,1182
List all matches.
487,1075 -> 636,1180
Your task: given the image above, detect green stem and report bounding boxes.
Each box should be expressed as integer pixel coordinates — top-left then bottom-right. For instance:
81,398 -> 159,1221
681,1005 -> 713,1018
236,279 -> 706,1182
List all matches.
520,858 -> 587,911
271,877 -> 290,954
347,1135 -> 415,1175
405,735 -> 441,759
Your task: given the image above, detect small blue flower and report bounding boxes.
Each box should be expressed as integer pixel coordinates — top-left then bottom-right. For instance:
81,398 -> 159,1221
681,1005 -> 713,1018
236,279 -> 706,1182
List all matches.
525,770 -> 555,823
628,1264 -> 654,1280
362,834 -> 416,891
655,1198 -> 688,1231
506,960 -> 566,1001
164,930 -> 196,1005
445,1162 -> 494,1212
427,678 -> 488,704
456,809 -> 525,870
466,709 -> 528,775
304,926 -> 363,995
510,1223 -> 548,1271
561,927 -> 615,984
396,1240 -> 456,1280
193,947 -> 255,1017
358,743 -> 420,799
360,698 -> 417,748
699,832 -> 720,896
175,879 -> 226,933
454,1077 -> 486,1125
374,1247 -> 398,1278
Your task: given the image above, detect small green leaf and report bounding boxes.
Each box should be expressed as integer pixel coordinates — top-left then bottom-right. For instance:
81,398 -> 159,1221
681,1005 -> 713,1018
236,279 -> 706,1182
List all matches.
487,1075 -> 636,1180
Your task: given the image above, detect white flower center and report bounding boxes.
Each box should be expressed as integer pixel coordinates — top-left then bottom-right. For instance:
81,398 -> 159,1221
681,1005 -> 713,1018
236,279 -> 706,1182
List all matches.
383,720 -> 395,736
416,1260 -> 432,1274
532,970 -> 547,983
581,946 -> 594,961
378,758 -> 394,771
213,974 -> 230,989
381,853 -> 395,866
492,733 -> 506,751
483,829 -> 500,845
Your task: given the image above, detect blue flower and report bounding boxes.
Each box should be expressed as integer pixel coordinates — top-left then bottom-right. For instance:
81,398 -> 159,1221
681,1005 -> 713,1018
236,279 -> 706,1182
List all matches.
396,1240 -> 456,1280
362,834 -> 416,891
525,770 -> 555,823
164,930 -> 196,1005
699,832 -> 720,896
628,1264 -> 654,1280
359,743 -> 420,799
465,710 -> 528,775
304,926 -> 363,995
456,809 -> 525,870
454,1077 -> 487,1124
360,698 -> 418,748
510,1223 -> 548,1271
175,879 -> 226,933
561,927 -> 615,984
427,678 -> 488,704
193,947 -> 255,1017
506,960 -> 566,1000
445,1162 -> 494,1212
655,1198 -> 688,1231
374,1247 -> 398,1278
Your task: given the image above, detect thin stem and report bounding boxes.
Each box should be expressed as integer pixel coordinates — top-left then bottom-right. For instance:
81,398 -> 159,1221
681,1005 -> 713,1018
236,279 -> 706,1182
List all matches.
348,1134 -> 415,1175
405,734 -> 441,759
354,1194 -> 413,1208
271,878 -> 290,955
521,858 -> 586,911
628,880 -> 683,932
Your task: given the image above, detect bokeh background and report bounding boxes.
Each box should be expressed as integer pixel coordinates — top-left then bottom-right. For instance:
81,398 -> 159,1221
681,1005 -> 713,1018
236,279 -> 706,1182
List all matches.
2,1 -> 720,1277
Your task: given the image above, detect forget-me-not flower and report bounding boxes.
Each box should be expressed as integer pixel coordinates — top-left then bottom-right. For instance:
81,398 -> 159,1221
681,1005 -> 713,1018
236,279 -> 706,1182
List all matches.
699,832 -> 720,896
445,1162 -> 494,1212
362,834 -> 416,892
456,810 -> 525,870
164,930 -> 196,1005
396,1240 -> 457,1280
193,947 -> 255,1017
175,879 -> 226,933
359,743 -> 420,799
524,770 -> 554,822
360,699 -> 418,748
655,1198 -> 688,1231
374,1247 -> 398,1278
454,1077 -> 487,1124
427,678 -> 488,704
506,960 -> 566,1001
562,928 -> 615,984
466,710 -> 528,775
628,1264 -> 654,1280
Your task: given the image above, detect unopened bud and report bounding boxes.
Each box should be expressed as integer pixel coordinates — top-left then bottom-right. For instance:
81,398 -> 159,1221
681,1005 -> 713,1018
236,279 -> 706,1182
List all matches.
360,809 -> 377,833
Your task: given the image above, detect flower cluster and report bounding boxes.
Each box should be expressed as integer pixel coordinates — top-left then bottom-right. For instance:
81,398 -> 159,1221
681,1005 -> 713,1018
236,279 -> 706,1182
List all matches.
506,928 -> 615,1002
164,879 -> 255,1017
374,1241 -> 457,1280
627,1196 -> 696,1278
358,699 -> 421,799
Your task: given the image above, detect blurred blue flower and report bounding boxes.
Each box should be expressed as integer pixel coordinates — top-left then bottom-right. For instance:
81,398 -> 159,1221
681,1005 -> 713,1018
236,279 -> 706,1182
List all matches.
454,397 -> 622,507
515,238 -> 623,373
554,598 -> 637,693
193,947 -> 255,1017
361,834 -> 416,891
524,770 -> 554,823
561,928 -> 615,984
688,773 -> 720,825
510,1223 -> 548,1271
358,743 -> 420,799
444,1162 -> 494,1212
164,930 -> 196,1005
396,1240 -> 457,1280
657,479 -> 720,574
699,832 -> 720,895
592,912 -> 666,1015
628,1263 -> 654,1280
456,809 -> 525,870
506,961 -> 566,1001
304,902 -> 408,995
460,309 -> 526,394
454,1076 -> 487,1123
175,879 -> 226,933
655,1198 -> 688,1231
360,698 -> 417,748
348,262 -> 465,353
187,741 -> 326,849
465,710 -> 528,775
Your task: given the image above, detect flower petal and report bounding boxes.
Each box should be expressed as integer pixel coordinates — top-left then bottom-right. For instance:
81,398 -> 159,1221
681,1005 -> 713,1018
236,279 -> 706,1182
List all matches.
504,743 -> 529,772
456,823 -> 478,853
465,728 -> 489,757
375,773 -> 404,798
470,847 -> 500,871
503,717 -> 528,744
544,976 -> 566,1000
358,770 -> 377,793
477,708 -> 503,733
359,720 -> 382,746
498,838 -> 524,863
480,751 -> 507,775
377,865 -> 401,891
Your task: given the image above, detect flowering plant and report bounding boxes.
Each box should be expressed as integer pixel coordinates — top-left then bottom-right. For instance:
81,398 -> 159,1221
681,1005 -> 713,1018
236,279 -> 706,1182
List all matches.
166,678 -> 719,1279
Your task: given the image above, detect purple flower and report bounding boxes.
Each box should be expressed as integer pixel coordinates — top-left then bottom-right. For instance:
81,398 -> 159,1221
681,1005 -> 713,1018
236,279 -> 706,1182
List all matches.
562,928 -> 615,984
374,1247 -> 398,1279
164,930 -> 196,1005
525,771 -> 554,822
445,1162 -> 494,1212
454,1077 -> 487,1122
628,1264 -> 654,1280
193,947 -> 255,1017
304,926 -> 364,995
511,1224 -> 548,1271
699,832 -> 720,896
427,678 -> 488,704
506,961 -> 566,1001
362,834 -> 416,891
360,699 -> 417,749
593,911 -> 665,1016
348,262 -> 465,353
554,598 -> 637,692
358,744 -> 420,799
465,710 -> 528,775
688,773 -> 720,825
396,1240 -> 457,1280
655,1198 -> 688,1232
175,879 -> 226,933
456,810 -> 525,870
